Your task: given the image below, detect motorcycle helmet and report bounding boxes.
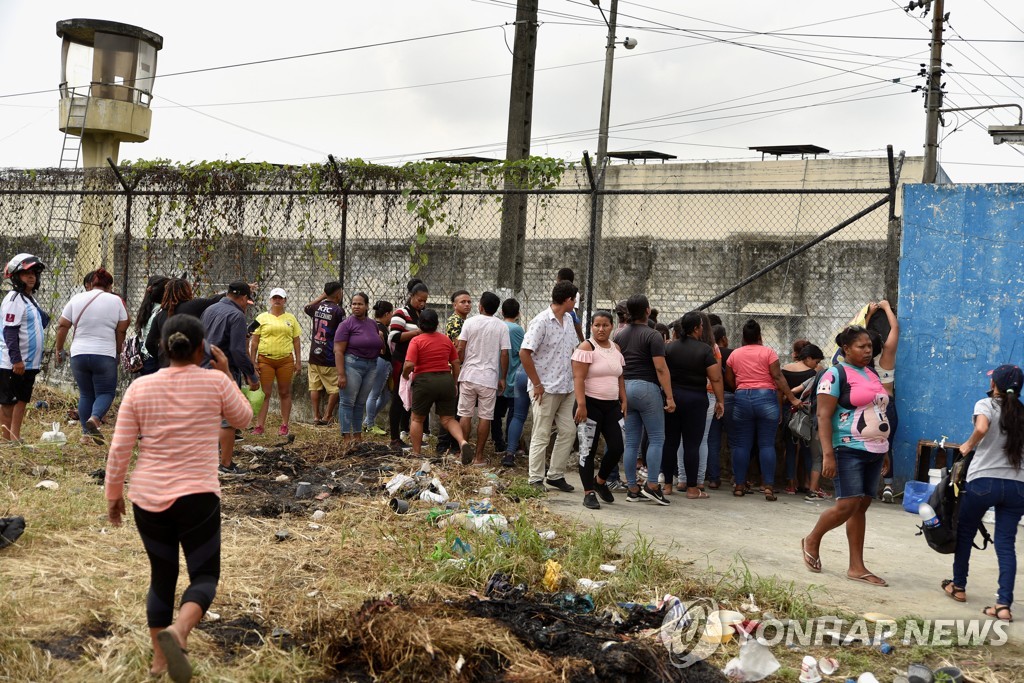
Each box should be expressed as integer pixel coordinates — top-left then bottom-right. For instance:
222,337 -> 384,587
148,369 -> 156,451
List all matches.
4,253 -> 45,293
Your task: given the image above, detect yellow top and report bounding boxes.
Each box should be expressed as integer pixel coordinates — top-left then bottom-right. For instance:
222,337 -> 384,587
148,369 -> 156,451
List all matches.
254,312 -> 301,359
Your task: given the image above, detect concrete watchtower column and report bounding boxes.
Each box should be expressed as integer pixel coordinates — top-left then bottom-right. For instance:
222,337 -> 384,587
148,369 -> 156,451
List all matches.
56,18 -> 163,283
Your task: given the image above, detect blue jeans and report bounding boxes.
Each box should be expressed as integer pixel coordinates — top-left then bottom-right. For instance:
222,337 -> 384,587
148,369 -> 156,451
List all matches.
490,395 -> 513,452
339,354 -> 377,435
505,366 -> 530,454
731,389 -> 779,488
696,391 -> 716,484
785,436 -> 811,485
706,392 -> 733,483
624,379 -> 665,487
70,354 -> 118,432
953,477 -> 1024,606
363,356 -> 391,427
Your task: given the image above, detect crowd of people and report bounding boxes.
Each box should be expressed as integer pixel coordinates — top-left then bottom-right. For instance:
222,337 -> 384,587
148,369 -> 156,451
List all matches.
3,252 -> 1024,680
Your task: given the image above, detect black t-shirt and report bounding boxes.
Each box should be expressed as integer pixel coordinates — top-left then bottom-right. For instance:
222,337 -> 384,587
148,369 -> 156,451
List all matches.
146,295 -> 226,366
664,337 -> 716,390
720,346 -> 735,392
782,366 -> 816,392
616,323 -> 666,384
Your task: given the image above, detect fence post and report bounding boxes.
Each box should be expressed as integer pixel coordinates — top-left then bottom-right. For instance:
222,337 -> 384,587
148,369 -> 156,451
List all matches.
327,155 -> 348,290
107,158 -> 132,306
884,146 -> 906,306
583,152 -> 598,322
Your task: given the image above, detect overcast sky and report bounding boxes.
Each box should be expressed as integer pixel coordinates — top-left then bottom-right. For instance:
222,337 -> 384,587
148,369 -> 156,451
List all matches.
1,0 -> 1023,182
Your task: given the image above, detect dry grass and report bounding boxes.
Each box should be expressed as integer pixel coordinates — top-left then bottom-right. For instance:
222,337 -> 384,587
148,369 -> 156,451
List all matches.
1,386 -> 1021,681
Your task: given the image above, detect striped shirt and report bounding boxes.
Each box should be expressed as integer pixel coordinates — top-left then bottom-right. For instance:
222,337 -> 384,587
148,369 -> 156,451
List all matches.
1,291 -> 46,370
105,365 -> 253,512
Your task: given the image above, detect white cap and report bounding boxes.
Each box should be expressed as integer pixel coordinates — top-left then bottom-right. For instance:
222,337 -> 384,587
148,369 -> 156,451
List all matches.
269,287 -> 288,300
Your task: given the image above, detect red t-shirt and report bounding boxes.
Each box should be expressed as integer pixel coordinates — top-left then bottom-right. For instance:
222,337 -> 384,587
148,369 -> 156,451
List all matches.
405,331 -> 458,374
726,344 -> 779,390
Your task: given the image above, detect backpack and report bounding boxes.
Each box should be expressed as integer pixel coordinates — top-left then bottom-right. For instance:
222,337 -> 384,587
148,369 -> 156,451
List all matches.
122,333 -> 145,374
917,451 -> 992,554
806,365 -> 847,457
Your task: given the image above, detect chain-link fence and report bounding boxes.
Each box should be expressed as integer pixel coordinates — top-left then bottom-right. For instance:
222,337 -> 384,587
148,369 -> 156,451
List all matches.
0,154 -> 901,383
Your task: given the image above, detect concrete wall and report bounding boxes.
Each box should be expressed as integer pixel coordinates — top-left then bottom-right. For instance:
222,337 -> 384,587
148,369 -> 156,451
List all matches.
894,183 -> 1024,483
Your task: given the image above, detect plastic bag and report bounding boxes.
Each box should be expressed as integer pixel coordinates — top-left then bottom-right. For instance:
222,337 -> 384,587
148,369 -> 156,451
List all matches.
241,386 -> 266,415
40,422 -> 66,445
902,480 -> 936,514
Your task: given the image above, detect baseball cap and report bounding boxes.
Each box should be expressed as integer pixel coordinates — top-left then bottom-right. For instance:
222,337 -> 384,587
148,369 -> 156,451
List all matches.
988,365 -> 1024,394
269,287 -> 288,299
227,281 -> 251,297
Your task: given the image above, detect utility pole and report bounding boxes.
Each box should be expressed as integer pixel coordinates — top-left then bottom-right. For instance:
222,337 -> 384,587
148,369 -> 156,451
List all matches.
920,0 -> 946,183
497,0 -> 539,291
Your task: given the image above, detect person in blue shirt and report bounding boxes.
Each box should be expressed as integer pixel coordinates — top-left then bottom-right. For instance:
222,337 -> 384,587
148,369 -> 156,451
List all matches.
492,298 -> 525,466
0,254 -> 49,443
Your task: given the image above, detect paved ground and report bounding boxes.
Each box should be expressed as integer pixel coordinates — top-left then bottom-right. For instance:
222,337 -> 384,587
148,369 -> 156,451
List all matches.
544,470 -> 1022,639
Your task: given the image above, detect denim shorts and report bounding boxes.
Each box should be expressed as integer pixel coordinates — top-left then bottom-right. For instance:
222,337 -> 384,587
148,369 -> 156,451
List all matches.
833,446 -> 884,499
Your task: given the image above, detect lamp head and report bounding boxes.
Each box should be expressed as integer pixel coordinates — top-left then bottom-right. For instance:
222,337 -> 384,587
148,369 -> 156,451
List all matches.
623,36 -> 638,49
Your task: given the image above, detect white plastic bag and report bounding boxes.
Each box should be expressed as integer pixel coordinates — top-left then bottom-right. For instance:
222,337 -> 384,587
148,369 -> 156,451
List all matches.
40,422 -> 66,445
722,638 -> 781,681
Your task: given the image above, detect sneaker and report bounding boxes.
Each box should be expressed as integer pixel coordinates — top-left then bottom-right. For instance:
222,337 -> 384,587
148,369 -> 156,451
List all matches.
881,485 -> 894,503
658,472 -> 665,484
252,426 -> 265,436
278,425 -> 289,437
625,488 -> 643,503
804,491 -> 820,502
784,487 -> 797,495
366,425 -> 387,436
640,483 -> 670,506
594,481 -> 615,504
219,462 -> 244,476
529,480 -> 547,493
608,479 -> 627,492
389,439 -> 411,451
500,452 -> 515,468
814,488 -> 832,499
400,431 -> 411,442
583,492 -> 601,510
234,429 -> 244,441
545,477 -> 575,493
638,466 -> 648,482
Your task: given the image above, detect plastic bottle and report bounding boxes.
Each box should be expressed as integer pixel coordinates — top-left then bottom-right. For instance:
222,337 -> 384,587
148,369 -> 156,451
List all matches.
918,502 -> 940,528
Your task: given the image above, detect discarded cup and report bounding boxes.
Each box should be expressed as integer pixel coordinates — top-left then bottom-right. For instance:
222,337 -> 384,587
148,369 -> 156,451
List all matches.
818,657 -> 839,676
537,530 -> 556,540
799,654 -> 822,683
295,481 -> 312,499
933,667 -> 963,683
857,674 -> 880,683
907,663 -> 934,683
389,497 -> 410,514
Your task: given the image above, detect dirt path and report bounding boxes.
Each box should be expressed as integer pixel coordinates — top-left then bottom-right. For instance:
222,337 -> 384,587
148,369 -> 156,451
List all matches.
546,471 -> 1023,639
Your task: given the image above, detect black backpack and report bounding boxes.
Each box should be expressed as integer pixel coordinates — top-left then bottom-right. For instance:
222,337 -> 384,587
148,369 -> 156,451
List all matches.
917,451 -> 992,554
807,365 -> 847,460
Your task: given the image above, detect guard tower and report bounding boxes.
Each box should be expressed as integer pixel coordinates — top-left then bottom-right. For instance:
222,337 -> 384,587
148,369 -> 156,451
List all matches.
55,18 -> 163,281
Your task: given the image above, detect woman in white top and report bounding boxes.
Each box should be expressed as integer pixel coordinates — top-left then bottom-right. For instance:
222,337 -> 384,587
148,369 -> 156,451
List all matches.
55,267 -> 129,442
868,300 -> 899,502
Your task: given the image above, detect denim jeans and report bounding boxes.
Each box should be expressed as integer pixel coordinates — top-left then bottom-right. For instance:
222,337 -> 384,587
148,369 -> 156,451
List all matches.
696,391 -> 716,485
731,389 -> 779,487
953,477 -> 1024,606
339,354 -> 377,435
706,392 -> 734,483
70,354 -> 118,432
785,436 -> 811,484
505,366 -> 530,454
623,379 -> 665,487
363,356 -> 391,427
490,395 -> 513,452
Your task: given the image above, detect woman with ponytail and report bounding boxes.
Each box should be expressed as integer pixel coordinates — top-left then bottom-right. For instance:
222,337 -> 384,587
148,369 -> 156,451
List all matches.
106,314 -> 252,681
942,364 -> 1024,622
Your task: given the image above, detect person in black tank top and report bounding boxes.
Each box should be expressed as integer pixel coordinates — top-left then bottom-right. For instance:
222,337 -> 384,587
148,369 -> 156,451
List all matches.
780,343 -> 824,494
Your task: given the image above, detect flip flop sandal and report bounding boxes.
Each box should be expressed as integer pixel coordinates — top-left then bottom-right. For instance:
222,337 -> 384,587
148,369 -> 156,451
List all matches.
941,579 -> 967,603
708,481 -> 721,490
156,630 -> 192,683
733,486 -> 745,497
801,538 -> 822,573
686,491 -> 709,499
764,488 -> 778,502
847,573 -> 888,587
982,605 -> 1014,622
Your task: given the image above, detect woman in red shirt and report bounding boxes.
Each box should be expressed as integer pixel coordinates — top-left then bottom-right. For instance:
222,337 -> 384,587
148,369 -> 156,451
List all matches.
402,308 -> 474,462
725,319 -> 802,501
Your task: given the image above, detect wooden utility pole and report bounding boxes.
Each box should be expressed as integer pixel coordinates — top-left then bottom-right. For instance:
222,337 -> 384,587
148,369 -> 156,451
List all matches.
921,0 -> 946,183
497,0 -> 539,291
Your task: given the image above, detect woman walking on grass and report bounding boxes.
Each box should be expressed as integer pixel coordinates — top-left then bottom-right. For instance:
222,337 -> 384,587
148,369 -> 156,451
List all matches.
54,267 -> 129,444
941,364 -> 1024,622
801,325 -> 890,587
105,315 -> 253,682
248,288 -> 302,436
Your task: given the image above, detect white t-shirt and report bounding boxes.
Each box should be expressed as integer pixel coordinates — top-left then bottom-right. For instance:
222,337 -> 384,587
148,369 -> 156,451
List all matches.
0,291 -> 46,370
458,314 -> 511,389
968,397 -> 1024,484
61,291 -> 128,358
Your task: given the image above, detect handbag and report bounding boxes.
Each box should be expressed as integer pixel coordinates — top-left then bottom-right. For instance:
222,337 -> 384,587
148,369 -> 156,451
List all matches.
122,334 -> 145,373
788,404 -> 813,443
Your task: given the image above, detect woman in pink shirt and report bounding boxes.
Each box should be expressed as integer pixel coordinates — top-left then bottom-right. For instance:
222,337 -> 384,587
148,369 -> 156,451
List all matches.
572,310 -> 627,510
725,319 -> 802,501
105,315 -> 253,682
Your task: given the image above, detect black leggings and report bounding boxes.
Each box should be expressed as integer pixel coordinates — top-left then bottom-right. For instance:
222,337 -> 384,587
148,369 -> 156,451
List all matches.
579,396 -> 624,492
389,360 -> 411,440
133,492 -> 221,628
662,386 -> 709,488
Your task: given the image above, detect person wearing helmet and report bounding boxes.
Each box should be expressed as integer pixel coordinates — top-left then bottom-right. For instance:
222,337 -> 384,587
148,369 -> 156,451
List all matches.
0,254 -> 50,443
